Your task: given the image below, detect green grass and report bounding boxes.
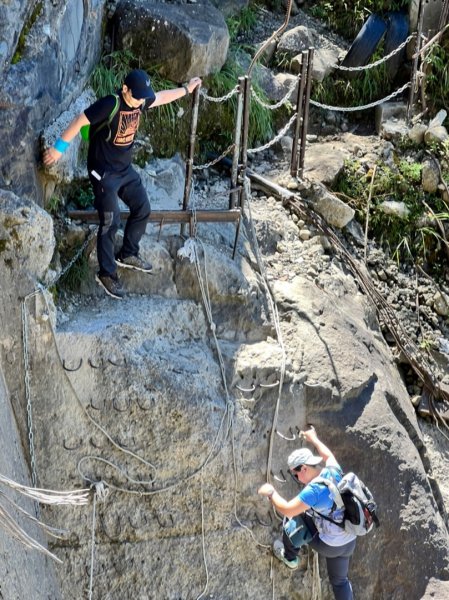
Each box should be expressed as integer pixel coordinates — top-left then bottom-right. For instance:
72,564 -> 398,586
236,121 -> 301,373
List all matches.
312,44 -> 391,109
307,0 -> 408,40
11,2 -> 43,64
424,39 -> 449,114
334,157 -> 449,271
226,4 -> 259,41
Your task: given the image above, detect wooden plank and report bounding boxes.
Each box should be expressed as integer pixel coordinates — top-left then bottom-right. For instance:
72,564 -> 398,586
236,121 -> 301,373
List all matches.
68,209 -> 241,224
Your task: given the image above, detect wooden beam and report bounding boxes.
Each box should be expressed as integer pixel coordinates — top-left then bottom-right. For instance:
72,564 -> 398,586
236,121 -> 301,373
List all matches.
68,209 -> 241,224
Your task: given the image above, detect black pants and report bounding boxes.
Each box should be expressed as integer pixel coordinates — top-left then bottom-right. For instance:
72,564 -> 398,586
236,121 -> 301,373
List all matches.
89,166 -> 151,277
283,527 -> 356,600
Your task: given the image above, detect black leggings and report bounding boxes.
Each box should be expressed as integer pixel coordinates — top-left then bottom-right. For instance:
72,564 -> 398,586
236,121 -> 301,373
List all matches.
283,529 -> 356,600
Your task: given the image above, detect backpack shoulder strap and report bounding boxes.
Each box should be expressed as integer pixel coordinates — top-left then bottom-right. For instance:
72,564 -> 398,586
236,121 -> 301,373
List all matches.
104,94 -> 120,142
313,468 -> 345,510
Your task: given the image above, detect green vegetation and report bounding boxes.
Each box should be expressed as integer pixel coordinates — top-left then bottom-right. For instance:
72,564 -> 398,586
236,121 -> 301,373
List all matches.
46,195 -> 63,215
11,2 -> 43,64
226,4 -> 258,42
334,154 -> 449,270
57,253 -> 90,293
198,56 -> 274,156
424,39 -> 449,113
312,44 -> 390,109
65,180 -> 95,210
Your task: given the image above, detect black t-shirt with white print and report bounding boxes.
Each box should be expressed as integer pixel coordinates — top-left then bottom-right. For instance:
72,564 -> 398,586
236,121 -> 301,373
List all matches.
84,91 -> 154,174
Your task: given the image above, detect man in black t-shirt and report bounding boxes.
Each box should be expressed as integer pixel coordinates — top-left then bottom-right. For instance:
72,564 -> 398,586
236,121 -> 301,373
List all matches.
43,69 -> 201,299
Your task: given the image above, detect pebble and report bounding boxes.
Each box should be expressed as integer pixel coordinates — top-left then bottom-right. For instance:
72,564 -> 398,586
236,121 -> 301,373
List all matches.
299,229 -> 311,241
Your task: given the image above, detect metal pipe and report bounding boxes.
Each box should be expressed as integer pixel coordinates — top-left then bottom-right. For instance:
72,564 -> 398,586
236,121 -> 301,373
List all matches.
183,85 -> 201,212
290,55 -> 307,178
238,76 -> 252,211
408,0 -> 425,122
247,0 -> 293,77
230,77 -> 245,209
298,48 -> 314,178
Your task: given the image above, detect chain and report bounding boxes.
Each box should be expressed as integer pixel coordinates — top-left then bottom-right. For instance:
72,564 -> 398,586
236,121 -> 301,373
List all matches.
49,227 -> 97,288
251,78 -> 297,110
335,35 -> 415,72
193,144 -> 235,171
310,82 -> 411,112
200,86 -> 239,104
247,112 -> 297,154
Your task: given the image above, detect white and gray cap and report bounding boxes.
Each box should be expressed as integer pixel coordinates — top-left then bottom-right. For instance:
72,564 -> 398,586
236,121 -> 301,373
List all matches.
288,448 -> 323,470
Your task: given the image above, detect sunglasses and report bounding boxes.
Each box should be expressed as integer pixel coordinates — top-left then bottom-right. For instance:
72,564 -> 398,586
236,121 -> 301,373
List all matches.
292,465 -> 304,474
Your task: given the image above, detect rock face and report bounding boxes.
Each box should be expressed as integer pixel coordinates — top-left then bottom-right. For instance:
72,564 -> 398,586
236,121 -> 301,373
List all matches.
0,0 -> 104,200
0,364 -> 61,599
113,0 -> 229,80
14,195 -> 448,600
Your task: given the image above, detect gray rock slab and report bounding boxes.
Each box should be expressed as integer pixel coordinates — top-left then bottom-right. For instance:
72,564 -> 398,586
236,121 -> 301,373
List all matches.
114,0 -> 229,80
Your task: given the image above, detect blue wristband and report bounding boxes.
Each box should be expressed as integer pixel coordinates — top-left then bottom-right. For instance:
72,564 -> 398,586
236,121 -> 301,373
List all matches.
54,138 -> 70,153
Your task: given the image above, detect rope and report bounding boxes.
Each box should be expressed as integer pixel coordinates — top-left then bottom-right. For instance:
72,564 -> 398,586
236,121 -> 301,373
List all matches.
0,472 -> 89,505
311,551 -> 322,600
88,482 -> 108,600
195,472 -> 209,600
310,82 -> 411,112
335,35 -> 415,72
200,87 -> 239,104
251,78 -> 298,111
0,472 -> 89,563
248,112 -> 297,154
242,177 -> 287,521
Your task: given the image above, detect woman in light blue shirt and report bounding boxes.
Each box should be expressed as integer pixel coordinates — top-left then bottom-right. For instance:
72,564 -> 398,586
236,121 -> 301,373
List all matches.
258,427 -> 356,600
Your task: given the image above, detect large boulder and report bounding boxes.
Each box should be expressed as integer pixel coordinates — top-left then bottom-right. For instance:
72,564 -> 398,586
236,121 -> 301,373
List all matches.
0,189 -> 55,280
276,25 -> 344,82
113,0 -> 229,81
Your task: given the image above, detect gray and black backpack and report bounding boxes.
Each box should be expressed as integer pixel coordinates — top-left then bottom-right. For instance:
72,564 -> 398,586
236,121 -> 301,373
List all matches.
313,470 -> 380,536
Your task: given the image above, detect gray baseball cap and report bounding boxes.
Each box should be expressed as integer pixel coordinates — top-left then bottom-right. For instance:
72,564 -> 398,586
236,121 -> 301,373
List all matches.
288,448 -> 323,470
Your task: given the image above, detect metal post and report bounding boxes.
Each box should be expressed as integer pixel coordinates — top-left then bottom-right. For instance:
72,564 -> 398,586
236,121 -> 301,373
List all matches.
407,0 -> 425,122
181,85 -> 201,235
290,54 -> 307,178
298,47 -> 314,178
237,76 -> 252,211
230,77 -> 245,209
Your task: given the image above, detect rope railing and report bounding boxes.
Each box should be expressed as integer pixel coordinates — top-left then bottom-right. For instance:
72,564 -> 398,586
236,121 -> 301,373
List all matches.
247,112 -> 298,154
334,35 -> 415,72
200,86 -> 239,104
310,82 -> 411,112
251,78 -> 297,110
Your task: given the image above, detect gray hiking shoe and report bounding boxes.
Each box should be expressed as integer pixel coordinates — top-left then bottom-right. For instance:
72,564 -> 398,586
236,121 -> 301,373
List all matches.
95,273 -> 124,299
273,539 -> 299,570
116,254 -> 153,273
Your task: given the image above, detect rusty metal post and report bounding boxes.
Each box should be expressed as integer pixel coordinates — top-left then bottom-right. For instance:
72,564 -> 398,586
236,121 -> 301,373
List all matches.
407,0 -> 425,122
237,76 -> 252,212
230,77 -> 245,209
290,55 -> 307,178
181,85 -> 201,236
298,47 -> 314,178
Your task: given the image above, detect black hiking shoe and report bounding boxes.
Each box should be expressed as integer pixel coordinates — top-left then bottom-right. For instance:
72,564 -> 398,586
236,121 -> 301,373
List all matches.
95,273 -> 124,299
116,254 -> 153,273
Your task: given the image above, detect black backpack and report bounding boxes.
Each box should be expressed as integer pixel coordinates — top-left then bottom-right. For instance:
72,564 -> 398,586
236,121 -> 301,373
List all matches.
313,470 -> 380,536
